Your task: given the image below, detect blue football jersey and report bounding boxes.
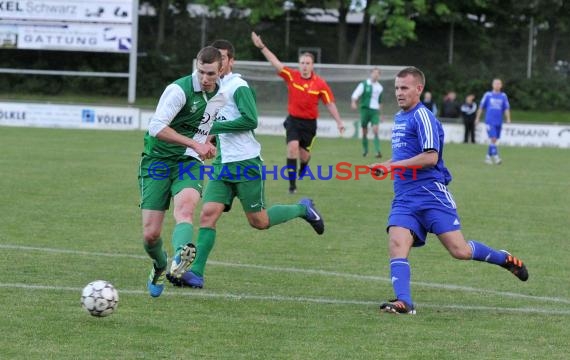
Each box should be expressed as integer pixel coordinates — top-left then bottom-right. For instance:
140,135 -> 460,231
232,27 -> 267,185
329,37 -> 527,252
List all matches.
391,102 -> 452,195
480,91 -> 510,125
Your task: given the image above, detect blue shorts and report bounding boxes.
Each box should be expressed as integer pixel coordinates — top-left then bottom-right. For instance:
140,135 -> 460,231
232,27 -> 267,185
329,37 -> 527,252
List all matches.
388,182 -> 461,247
486,124 -> 502,139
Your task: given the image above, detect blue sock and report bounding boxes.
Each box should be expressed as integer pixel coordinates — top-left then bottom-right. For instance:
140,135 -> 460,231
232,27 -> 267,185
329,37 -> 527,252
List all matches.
489,144 -> 497,156
390,258 -> 412,305
468,240 -> 507,265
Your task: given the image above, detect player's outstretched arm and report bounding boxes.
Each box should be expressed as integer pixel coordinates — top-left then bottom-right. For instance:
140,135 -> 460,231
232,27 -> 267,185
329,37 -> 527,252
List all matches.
369,160 -> 392,177
251,31 -> 284,73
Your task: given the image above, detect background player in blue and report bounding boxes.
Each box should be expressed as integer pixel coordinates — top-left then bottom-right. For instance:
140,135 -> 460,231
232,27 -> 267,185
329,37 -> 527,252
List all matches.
369,67 -> 528,314
475,78 -> 511,164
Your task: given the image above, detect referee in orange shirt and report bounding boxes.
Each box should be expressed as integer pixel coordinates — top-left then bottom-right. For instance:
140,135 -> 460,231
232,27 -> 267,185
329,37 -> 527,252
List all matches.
252,31 -> 345,194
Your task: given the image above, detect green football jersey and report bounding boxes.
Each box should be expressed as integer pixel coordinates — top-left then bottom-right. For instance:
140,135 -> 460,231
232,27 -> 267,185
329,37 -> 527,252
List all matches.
358,80 -> 383,110
143,74 -> 218,159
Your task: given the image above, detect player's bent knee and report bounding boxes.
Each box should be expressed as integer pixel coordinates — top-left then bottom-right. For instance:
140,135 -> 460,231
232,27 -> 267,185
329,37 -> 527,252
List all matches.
449,247 -> 472,260
247,216 -> 269,230
143,230 -> 161,244
249,220 -> 269,230
199,213 -> 219,228
199,206 -> 224,228
173,210 -> 194,223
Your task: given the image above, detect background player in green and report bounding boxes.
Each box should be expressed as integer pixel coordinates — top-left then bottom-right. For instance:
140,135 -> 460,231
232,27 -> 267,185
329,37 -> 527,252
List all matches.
167,40 -> 325,289
351,67 -> 384,158
139,46 -> 224,297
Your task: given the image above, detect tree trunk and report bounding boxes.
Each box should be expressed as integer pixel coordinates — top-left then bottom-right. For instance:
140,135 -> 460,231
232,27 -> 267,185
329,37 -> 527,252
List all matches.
337,5 -> 349,64
156,0 -> 169,52
448,21 -> 454,65
347,0 -> 372,64
347,12 -> 369,64
549,28 -> 559,64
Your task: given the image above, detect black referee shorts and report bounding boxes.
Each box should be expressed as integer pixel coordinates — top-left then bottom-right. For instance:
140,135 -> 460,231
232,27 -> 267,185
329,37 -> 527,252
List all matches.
283,115 -> 317,151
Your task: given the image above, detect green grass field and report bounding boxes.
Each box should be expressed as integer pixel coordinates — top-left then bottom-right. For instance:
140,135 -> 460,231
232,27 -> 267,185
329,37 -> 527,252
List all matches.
0,127 -> 569,359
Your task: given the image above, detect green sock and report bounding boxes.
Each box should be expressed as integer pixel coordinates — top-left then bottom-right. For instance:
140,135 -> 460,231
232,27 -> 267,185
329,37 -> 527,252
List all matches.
267,204 -> 306,227
374,135 -> 381,153
171,222 -> 194,255
362,137 -> 369,153
143,237 -> 167,270
191,227 -> 216,277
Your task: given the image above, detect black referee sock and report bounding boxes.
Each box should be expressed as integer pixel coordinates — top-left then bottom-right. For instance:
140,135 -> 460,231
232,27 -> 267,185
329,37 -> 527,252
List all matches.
287,158 -> 297,190
299,161 -> 309,179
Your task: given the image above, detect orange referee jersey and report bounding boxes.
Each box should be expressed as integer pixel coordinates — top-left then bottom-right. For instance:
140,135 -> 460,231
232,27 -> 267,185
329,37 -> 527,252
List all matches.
279,66 -> 335,120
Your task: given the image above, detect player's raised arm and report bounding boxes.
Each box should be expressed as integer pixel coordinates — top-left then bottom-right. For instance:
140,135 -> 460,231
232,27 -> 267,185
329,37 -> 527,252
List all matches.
251,31 -> 284,73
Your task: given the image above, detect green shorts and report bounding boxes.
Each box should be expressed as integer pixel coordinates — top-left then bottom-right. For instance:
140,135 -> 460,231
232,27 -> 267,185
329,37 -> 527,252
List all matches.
202,158 -> 265,213
360,108 -> 380,128
138,155 -> 203,211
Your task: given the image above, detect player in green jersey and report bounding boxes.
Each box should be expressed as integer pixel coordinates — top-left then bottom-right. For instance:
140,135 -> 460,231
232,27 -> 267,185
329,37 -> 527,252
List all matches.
139,46 -> 225,297
351,67 -> 384,158
168,40 -> 325,289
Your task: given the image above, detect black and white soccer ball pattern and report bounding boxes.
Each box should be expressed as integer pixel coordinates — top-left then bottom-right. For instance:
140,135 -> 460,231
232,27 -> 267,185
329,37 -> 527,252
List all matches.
81,280 -> 119,317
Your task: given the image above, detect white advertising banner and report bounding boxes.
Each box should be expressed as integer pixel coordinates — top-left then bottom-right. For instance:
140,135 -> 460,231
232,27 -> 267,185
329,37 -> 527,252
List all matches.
391,122 -> 570,148
256,116 -> 570,148
256,116 -> 348,138
140,110 -> 153,131
0,0 -> 133,23
0,102 -> 140,130
11,23 -> 132,52
1,104 -> 567,148
479,123 -> 570,148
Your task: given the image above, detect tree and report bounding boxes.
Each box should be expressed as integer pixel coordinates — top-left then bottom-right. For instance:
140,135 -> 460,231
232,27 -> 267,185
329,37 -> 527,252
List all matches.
511,0 -> 569,65
301,0 -> 433,64
461,0 -> 570,71
190,0 -> 569,69
144,0 -> 190,52
199,0 -> 432,64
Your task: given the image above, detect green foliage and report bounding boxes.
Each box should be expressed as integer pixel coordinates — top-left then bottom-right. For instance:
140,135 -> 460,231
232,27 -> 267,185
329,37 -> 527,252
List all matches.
370,0 -> 427,47
137,52 -> 185,98
433,2 -> 452,16
425,62 -> 570,112
508,73 -> 570,111
382,13 -> 418,46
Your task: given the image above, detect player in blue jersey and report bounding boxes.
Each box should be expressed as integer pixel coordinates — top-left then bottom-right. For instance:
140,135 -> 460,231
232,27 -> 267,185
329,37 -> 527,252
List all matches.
475,78 -> 511,164
369,67 -> 528,314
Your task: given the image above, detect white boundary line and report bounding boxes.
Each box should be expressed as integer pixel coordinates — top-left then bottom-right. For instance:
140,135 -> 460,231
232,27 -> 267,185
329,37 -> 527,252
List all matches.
2,282 -> 570,316
2,243 -> 570,309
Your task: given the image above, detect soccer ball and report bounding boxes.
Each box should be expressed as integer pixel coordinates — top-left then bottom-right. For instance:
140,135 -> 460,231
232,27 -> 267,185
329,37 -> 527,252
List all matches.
80,280 -> 119,317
